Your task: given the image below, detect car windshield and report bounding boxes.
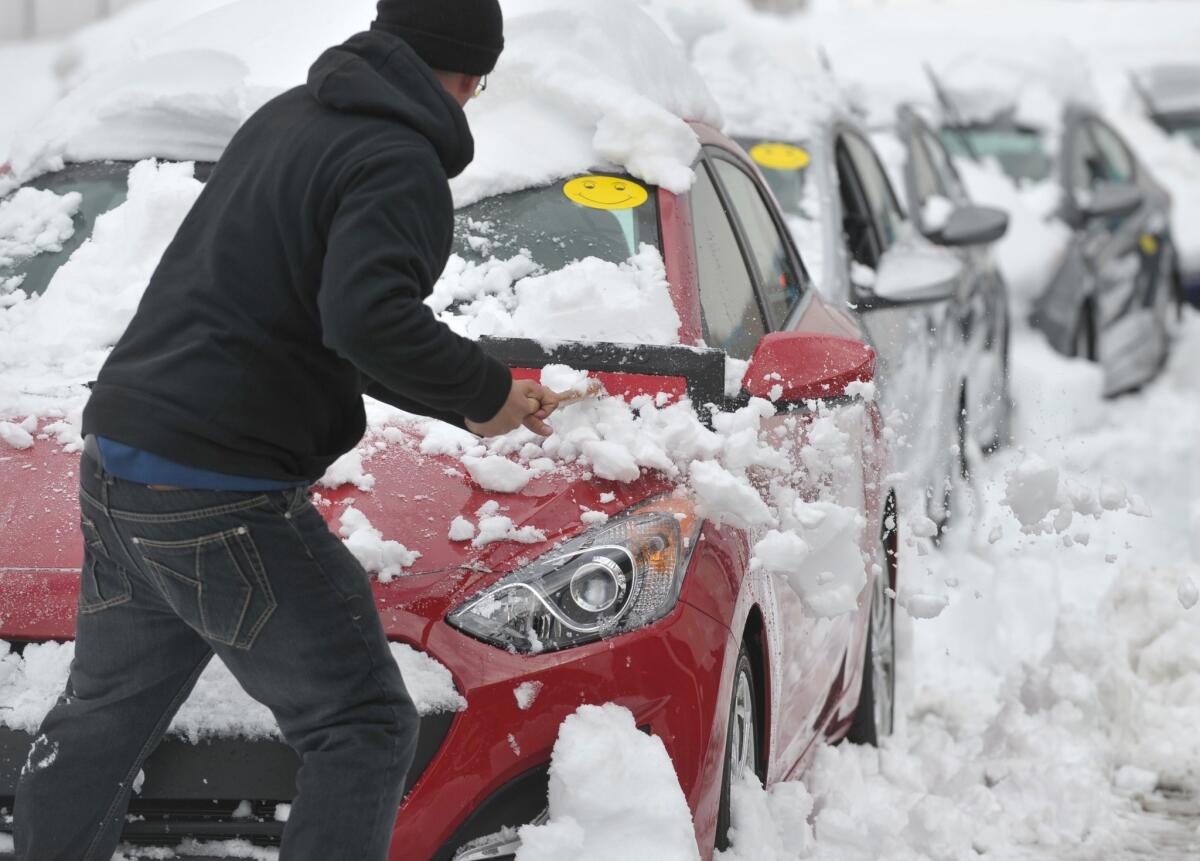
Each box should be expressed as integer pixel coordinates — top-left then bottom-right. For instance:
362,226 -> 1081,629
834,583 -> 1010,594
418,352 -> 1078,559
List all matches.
436,176 -> 681,346
452,176 -> 660,270
0,162 -> 214,299
939,126 -> 1054,183
732,137 -> 825,289
1158,116 -> 1200,149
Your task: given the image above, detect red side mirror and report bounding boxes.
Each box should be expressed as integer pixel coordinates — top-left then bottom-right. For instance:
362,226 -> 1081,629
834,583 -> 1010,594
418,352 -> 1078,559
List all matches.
742,332 -> 875,402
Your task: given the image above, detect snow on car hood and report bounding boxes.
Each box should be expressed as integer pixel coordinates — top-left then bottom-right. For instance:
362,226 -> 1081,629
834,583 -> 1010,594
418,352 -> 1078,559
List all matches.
0,638 -> 464,742
3,0 -> 720,202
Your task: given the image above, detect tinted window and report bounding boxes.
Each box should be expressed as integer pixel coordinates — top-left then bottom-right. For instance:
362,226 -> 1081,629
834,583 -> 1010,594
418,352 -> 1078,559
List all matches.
835,139 -> 882,269
920,128 -> 965,200
1089,120 -> 1135,184
843,132 -> 904,251
689,162 -> 766,359
711,157 -> 803,326
940,127 -> 1053,183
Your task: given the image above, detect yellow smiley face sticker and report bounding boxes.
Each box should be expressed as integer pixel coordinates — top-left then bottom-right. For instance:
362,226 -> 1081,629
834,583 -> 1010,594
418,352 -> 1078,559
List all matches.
749,142 -> 811,171
563,175 -> 649,210
1139,233 -> 1159,256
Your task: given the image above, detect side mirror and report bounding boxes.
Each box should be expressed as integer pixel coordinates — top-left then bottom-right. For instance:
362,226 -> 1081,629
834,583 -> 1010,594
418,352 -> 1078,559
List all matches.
859,244 -> 963,305
742,332 -> 875,403
1077,183 -> 1143,222
928,205 -> 1010,247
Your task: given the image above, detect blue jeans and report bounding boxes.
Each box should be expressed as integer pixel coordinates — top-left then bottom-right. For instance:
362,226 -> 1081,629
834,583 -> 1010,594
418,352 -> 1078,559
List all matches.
14,450 -> 418,860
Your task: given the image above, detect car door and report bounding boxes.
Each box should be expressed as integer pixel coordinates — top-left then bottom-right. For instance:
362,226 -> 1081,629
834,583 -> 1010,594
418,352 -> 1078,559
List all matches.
691,148 -> 867,779
906,112 -> 1010,450
836,130 -> 959,522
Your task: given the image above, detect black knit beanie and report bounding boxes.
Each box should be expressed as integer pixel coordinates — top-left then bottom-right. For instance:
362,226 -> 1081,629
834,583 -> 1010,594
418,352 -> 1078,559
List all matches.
372,0 -> 504,77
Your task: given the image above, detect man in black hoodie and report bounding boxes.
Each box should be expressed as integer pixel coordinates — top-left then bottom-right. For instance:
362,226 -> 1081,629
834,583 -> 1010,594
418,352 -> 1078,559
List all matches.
15,2 -> 549,859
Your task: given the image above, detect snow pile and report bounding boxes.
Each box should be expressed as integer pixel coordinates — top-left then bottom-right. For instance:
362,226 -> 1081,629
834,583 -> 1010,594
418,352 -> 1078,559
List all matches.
337,507 -> 421,583
454,0 -> 720,203
1002,453 -> 1149,536
0,639 -> 463,741
514,680 -> 544,711
431,245 -> 682,347
0,159 -> 203,423
690,13 -> 846,144
515,703 -> 699,861
0,187 -> 80,271
317,448 -> 375,492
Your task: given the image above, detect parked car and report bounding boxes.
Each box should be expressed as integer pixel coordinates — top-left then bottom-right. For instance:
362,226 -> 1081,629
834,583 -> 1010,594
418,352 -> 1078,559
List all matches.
1132,63 -> 1200,306
0,118 -> 899,859
940,105 -> 1180,394
731,103 -> 1008,527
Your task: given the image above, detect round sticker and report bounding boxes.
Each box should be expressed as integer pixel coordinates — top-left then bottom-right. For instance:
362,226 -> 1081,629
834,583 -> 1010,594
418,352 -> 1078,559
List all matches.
749,142 -> 811,171
563,175 -> 649,210
1139,233 -> 1159,256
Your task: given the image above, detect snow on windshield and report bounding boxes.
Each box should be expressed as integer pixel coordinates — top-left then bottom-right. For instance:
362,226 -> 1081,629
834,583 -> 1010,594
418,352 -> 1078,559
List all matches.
0,187 -> 81,297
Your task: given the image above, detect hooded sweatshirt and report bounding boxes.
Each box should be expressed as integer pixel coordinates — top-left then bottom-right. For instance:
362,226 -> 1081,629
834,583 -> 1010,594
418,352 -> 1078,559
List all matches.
82,30 -> 512,483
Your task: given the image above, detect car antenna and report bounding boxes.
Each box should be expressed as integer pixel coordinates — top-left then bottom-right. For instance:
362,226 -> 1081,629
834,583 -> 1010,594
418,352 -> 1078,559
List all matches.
923,62 -> 980,162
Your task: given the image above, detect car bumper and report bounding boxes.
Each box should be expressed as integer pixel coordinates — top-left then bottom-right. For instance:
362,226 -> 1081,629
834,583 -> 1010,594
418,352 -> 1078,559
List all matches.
0,601 -> 735,861
399,599 -> 736,860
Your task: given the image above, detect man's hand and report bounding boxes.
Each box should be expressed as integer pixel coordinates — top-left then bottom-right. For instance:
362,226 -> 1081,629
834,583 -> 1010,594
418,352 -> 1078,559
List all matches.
466,379 -> 562,437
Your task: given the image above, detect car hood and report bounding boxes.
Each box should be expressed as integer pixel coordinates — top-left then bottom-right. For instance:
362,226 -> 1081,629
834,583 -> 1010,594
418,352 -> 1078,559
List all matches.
0,422 -> 672,646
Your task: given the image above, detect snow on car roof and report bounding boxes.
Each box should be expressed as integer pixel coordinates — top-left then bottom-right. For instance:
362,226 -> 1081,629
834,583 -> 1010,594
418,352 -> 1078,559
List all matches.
1135,63 -> 1200,115
689,12 -> 847,143
4,0 -> 720,203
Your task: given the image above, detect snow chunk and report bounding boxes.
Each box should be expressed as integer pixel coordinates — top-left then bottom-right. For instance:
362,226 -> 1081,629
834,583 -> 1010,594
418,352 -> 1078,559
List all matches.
1178,575 -> 1198,611
390,642 -> 468,715
515,703 -> 698,861
473,515 -> 546,549
338,507 -> 420,583
463,455 -> 532,494
1003,453 -> 1062,531
448,516 -> 476,543
514,680 -> 544,711
898,589 -> 950,620
317,448 -> 375,492
0,187 -> 81,267
690,460 -> 774,529
0,421 -> 34,450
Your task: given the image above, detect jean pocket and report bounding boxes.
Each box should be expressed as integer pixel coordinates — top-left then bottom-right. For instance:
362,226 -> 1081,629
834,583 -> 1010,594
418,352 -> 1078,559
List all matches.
132,526 -> 277,649
79,517 -> 133,614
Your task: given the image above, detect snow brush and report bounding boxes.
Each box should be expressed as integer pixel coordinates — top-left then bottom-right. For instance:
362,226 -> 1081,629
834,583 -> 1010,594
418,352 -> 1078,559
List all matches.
553,379 -> 606,406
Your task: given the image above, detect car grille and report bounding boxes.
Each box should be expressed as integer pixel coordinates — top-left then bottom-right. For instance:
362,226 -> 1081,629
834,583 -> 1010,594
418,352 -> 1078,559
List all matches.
0,711 -> 454,857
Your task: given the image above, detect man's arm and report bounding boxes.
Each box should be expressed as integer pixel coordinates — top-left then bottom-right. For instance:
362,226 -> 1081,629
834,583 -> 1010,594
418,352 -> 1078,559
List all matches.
318,144 -> 512,424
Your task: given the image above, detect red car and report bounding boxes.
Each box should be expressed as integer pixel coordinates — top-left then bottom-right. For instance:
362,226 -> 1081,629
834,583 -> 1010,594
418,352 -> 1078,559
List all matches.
0,123 -> 896,860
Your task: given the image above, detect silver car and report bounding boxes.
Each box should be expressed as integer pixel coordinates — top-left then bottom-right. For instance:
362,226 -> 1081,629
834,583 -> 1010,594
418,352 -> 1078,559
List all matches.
734,108 -> 1009,528
940,105 -> 1178,396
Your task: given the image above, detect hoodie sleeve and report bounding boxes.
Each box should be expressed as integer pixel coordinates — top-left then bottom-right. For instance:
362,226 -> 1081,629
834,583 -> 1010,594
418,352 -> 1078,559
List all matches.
318,144 -> 512,424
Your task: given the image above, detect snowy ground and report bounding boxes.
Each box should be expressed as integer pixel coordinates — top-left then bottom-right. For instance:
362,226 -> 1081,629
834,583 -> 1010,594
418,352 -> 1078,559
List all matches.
714,307 -> 1200,860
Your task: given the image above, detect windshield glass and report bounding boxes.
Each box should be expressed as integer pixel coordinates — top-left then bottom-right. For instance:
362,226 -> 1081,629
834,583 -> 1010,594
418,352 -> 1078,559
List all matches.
733,137 -> 825,290
940,127 -> 1054,183
1158,117 -> 1200,149
435,176 -> 680,346
1,162 -> 215,300
1,163 -> 129,299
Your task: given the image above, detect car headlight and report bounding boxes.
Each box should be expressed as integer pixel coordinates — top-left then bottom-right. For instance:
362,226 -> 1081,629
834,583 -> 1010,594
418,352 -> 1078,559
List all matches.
447,496 -> 701,654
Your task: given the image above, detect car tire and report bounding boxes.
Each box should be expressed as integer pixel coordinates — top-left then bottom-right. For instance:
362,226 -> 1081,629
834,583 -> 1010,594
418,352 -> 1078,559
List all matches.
715,646 -> 758,852
846,531 -> 896,747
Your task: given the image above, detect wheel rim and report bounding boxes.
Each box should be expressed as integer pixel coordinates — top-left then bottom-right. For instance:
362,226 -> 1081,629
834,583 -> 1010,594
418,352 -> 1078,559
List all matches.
871,552 -> 896,737
729,668 -> 756,781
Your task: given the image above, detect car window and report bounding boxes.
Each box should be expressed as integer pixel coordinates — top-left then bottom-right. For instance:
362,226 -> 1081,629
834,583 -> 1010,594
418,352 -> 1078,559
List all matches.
689,161 -> 767,359
1088,120 -> 1135,184
710,157 -> 803,327
939,127 -> 1053,184
835,138 -> 883,270
909,129 -> 944,206
920,127 -> 965,201
842,132 -> 904,251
